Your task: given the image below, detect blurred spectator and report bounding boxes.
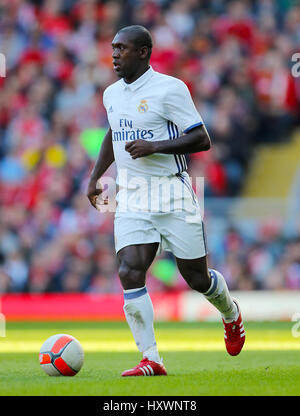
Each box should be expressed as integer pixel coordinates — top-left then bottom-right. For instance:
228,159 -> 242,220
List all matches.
265,237 -> 300,290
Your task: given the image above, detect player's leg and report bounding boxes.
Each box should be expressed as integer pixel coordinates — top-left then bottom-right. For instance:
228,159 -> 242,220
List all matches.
152,202 -> 245,356
176,255 -> 245,356
117,243 -> 167,375
117,243 -> 158,289
175,255 -> 237,320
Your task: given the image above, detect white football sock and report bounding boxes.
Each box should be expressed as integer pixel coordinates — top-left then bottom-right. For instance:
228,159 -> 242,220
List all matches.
123,286 -> 161,364
204,269 -> 238,323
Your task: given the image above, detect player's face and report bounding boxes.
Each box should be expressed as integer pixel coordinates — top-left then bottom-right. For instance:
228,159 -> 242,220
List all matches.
112,32 -> 142,81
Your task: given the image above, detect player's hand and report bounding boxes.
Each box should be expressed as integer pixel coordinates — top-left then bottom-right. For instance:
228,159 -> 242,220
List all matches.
125,140 -> 156,159
87,178 -> 108,210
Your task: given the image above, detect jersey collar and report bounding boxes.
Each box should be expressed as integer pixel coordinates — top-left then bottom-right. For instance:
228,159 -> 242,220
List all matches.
122,66 -> 154,92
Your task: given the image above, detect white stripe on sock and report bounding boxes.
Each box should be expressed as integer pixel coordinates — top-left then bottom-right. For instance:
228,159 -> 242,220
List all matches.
123,286 -> 146,294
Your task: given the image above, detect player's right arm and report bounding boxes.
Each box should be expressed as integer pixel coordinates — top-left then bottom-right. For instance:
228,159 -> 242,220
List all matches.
87,128 -> 114,209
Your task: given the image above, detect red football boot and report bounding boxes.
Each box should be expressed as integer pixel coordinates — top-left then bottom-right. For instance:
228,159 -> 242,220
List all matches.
223,300 -> 245,356
122,358 -> 167,377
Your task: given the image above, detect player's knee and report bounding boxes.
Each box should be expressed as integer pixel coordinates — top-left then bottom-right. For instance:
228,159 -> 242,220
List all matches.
118,262 -> 146,289
186,272 -> 211,293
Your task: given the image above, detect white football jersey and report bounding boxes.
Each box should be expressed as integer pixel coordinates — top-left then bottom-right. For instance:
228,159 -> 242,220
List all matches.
103,66 -> 204,182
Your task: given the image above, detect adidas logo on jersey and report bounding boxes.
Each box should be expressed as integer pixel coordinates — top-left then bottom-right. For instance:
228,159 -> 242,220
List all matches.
108,106 -> 113,113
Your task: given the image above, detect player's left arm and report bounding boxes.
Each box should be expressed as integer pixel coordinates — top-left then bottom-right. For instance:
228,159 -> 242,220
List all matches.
156,124 -> 211,154
125,124 -> 210,159
125,79 -> 211,159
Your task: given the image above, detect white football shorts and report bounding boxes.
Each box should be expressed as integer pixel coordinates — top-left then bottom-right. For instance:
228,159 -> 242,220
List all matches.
114,173 -> 208,259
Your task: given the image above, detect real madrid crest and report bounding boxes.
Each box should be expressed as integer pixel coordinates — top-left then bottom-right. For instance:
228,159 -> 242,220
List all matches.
138,99 -> 148,113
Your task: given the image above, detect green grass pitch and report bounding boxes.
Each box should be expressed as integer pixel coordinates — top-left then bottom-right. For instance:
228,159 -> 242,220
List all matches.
0,321 -> 299,396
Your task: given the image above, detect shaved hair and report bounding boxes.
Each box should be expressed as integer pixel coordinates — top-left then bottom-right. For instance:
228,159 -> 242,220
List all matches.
117,25 -> 153,59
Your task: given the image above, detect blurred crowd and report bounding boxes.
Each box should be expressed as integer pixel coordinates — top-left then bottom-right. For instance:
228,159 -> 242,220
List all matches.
206,217 -> 300,291
0,0 -> 300,294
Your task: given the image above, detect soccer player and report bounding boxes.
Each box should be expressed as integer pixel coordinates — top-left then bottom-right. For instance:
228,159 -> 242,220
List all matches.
87,25 -> 245,377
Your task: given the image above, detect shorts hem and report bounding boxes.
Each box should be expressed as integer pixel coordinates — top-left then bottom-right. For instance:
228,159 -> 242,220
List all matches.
115,240 -> 161,255
172,250 -> 207,260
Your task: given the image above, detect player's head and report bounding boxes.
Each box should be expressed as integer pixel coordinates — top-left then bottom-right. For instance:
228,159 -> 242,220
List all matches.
112,25 -> 153,81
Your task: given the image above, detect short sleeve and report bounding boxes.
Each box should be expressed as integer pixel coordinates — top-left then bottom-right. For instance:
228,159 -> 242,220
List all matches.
163,79 -> 204,133
102,87 -> 113,128
102,88 -> 108,110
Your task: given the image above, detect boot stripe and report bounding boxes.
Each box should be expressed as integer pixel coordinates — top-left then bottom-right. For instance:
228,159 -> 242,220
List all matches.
147,365 -> 154,375
143,366 -> 150,376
